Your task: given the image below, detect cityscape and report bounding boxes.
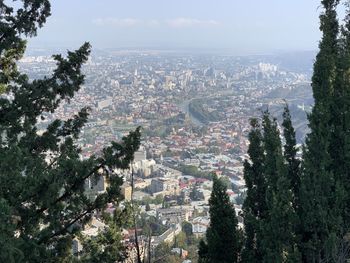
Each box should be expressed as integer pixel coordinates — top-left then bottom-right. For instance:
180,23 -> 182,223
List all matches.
19,49 -> 313,262
3,1 -> 349,262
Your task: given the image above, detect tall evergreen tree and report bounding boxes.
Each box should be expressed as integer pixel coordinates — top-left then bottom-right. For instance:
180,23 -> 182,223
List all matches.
0,1 -> 141,262
241,118 -> 266,263
260,111 -> 299,263
299,0 -> 342,261
329,0 -> 350,235
241,1 -> 350,262
199,174 -> 241,263
319,2 -> 350,260
242,112 -> 300,263
282,105 -> 302,261
282,105 -> 301,211
198,239 -> 209,263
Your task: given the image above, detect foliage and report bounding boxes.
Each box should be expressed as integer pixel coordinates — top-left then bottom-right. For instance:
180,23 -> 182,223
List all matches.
198,239 -> 209,263
139,195 -> 164,206
0,1 -> 141,261
174,231 -> 187,249
241,118 -> 266,262
153,242 -> 182,263
182,221 -> 193,237
240,2 -> 350,262
188,99 -> 223,123
282,104 -> 301,211
177,164 -> 211,179
260,111 -> 300,262
242,110 -> 301,262
199,174 -> 241,263
219,175 -> 233,190
299,0 -> 347,261
137,213 -> 168,236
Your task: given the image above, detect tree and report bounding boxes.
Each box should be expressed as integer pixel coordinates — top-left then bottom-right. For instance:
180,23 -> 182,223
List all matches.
282,104 -> 301,211
330,0 -> 350,234
299,0 -> 343,261
0,0 -> 50,95
242,112 -> 300,263
241,118 -> 266,263
75,206 -> 134,263
153,242 -> 182,263
174,232 -> 187,249
0,1 -> 141,261
182,221 -> 193,237
220,175 -> 233,190
282,105 -> 302,261
239,1 -> 350,262
199,174 -> 241,263
260,111 -> 300,262
198,239 -> 209,263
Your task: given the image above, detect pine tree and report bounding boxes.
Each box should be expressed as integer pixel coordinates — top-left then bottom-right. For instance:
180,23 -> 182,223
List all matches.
200,174 -> 241,263
241,118 -> 266,263
0,1 -> 141,261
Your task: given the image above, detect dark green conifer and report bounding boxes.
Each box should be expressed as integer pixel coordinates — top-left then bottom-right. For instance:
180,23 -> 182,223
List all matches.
241,118 -> 266,263
200,174 -> 241,263
282,105 -> 301,210
261,111 -> 299,263
198,239 -> 209,263
299,0 -> 342,261
329,1 -> 350,235
282,105 -> 302,261
0,1 -> 141,261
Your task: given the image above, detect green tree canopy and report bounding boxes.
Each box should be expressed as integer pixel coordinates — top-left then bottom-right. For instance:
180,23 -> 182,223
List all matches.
0,1 -> 141,262
199,174 -> 241,263
241,118 -> 266,262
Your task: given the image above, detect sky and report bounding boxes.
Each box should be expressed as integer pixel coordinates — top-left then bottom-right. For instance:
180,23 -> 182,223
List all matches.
25,0 -> 346,54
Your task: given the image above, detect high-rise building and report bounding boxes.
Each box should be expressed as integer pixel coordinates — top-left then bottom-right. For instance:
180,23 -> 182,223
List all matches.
121,182 -> 132,201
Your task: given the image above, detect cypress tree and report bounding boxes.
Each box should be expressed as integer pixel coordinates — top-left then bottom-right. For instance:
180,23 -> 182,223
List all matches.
0,1 -> 141,261
299,0 -> 341,261
329,1 -> 350,235
342,6 -> 350,241
242,112 -> 300,263
282,105 -> 301,211
241,1 -> 350,262
201,174 -> 241,263
260,111 -> 299,263
261,111 -> 282,194
198,239 -> 209,263
282,105 -> 302,261
321,3 -> 350,259
241,118 -> 266,263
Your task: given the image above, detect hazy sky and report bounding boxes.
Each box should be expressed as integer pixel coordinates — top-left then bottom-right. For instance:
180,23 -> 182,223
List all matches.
26,0 -> 346,54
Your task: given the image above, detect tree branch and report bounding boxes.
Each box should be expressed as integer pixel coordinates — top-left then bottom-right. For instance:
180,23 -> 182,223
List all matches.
38,206 -> 94,244
35,163 -> 104,215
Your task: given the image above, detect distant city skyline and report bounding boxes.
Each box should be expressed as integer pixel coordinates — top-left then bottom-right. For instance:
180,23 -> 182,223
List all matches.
26,0 -> 346,54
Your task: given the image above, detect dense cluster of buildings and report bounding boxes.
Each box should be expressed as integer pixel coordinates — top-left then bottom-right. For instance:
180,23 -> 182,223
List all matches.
20,49 -> 311,262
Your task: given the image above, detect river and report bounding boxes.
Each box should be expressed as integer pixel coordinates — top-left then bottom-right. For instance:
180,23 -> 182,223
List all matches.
178,98 -> 205,127
177,90 -> 235,127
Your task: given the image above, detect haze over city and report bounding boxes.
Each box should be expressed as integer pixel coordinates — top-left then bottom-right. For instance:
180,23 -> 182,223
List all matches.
4,0 -> 350,262
27,0 -> 339,54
